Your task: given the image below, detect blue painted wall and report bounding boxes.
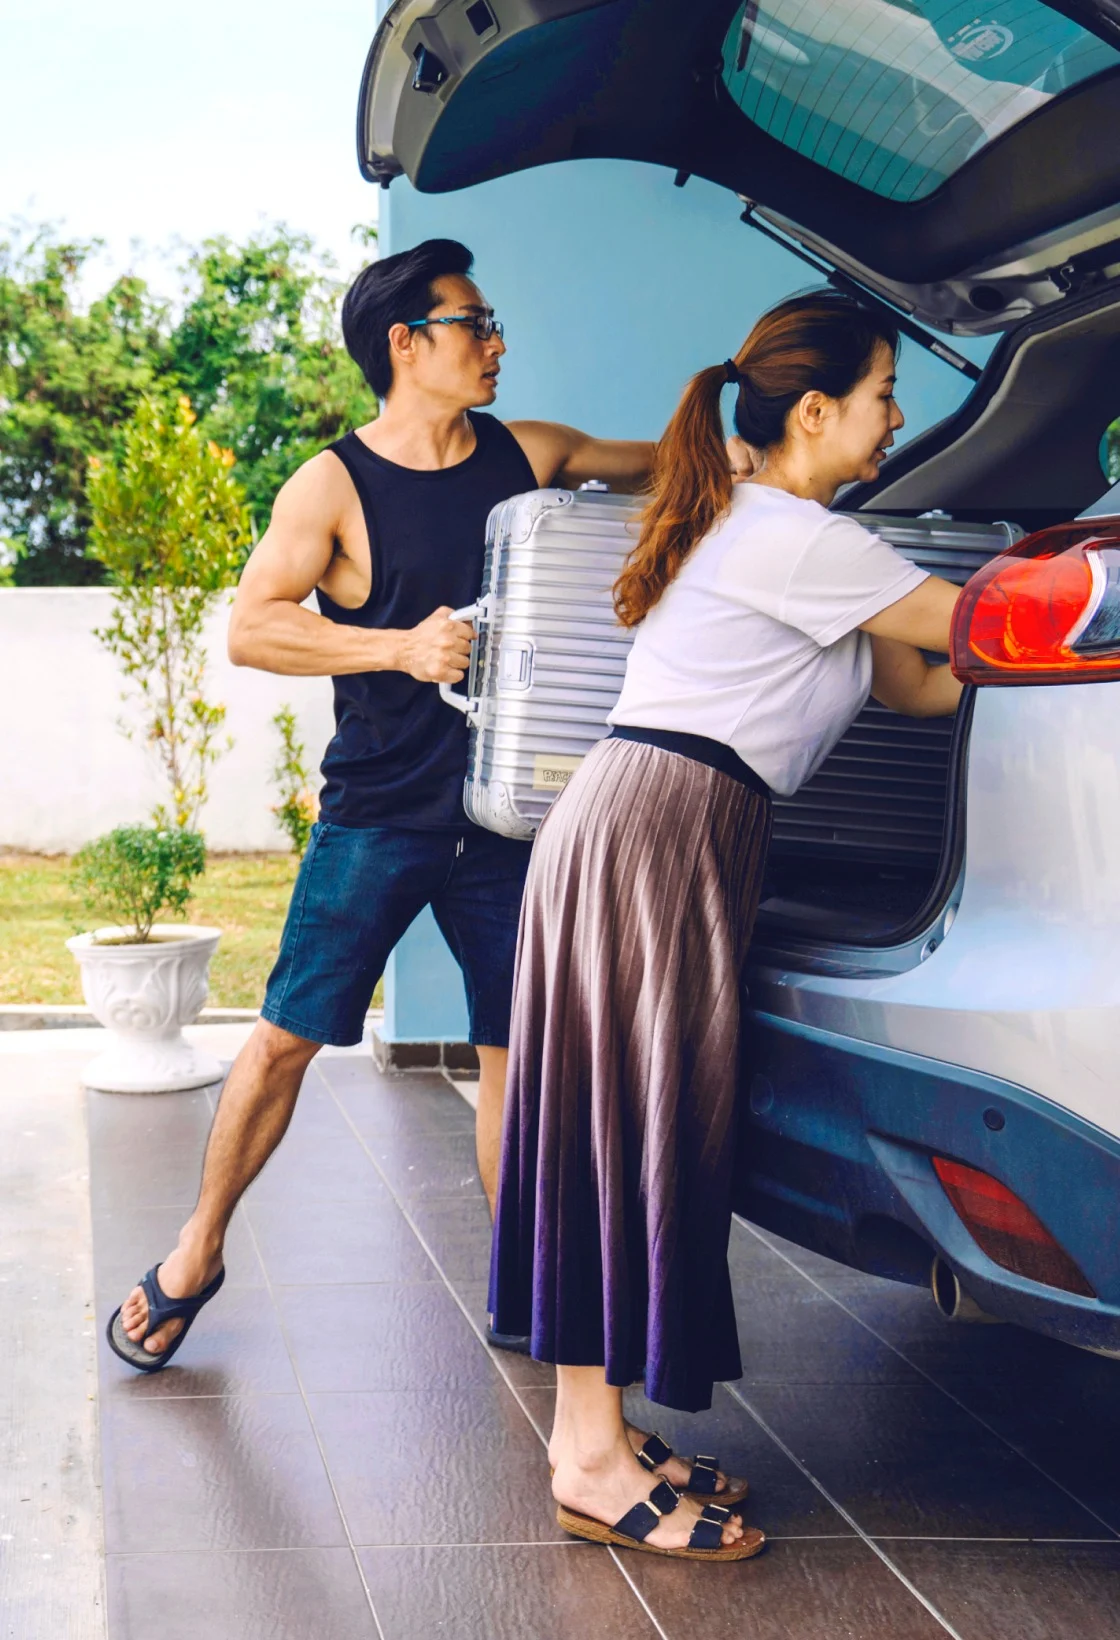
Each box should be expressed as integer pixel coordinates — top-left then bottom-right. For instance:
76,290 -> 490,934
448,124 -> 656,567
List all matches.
378,156 -> 991,1042
384,159 -> 990,444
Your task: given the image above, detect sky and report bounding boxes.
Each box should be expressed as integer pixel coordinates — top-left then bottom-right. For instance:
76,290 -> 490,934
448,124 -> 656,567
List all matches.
1,0 -> 383,299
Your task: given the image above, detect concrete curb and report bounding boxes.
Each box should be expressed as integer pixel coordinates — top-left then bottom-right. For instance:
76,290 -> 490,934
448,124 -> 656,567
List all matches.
0,1004 -> 261,1032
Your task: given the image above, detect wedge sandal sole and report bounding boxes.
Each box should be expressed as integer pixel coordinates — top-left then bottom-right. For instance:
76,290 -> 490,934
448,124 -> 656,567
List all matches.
557,1504 -> 766,1560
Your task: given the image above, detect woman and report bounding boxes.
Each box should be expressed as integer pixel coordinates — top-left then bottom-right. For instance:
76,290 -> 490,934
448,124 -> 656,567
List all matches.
489,291 -> 963,1561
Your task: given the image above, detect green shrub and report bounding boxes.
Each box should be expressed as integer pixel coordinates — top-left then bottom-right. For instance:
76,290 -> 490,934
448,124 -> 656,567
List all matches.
270,704 -> 318,857
86,395 -> 251,830
71,825 -> 207,942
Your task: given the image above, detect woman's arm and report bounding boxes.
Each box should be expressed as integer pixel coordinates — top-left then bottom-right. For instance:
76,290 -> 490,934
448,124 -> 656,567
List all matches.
862,573 -> 963,717
869,635 -> 964,717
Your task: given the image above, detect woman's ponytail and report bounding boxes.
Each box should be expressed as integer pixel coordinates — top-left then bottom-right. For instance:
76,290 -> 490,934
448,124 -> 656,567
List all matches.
612,291 -> 899,629
613,362 -> 733,629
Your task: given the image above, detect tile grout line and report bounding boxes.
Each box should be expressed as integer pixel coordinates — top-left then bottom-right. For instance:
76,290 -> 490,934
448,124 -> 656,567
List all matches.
737,1218 -> 1120,1541
203,1083 -> 390,1640
721,1381 -> 967,1640
315,1062 -> 673,1640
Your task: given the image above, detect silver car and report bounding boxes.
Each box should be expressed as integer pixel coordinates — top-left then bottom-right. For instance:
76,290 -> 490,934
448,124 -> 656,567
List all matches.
358,0 -> 1120,1353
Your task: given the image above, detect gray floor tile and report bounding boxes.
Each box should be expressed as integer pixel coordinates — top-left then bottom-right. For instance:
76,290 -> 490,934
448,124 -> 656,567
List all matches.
308,1384 -> 560,1545
629,1536 -> 951,1639
359,1543 -> 659,1638
98,1284 -> 298,1399
244,1132 -> 383,1204
106,1549 -> 378,1639
457,1280 -> 557,1387
406,1195 -> 494,1283
274,1280 -> 495,1393
744,1382 -> 1115,1541
101,1394 -> 346,1552
360,1128 -> 485,1202
87,1086 -> 214,1155
829,1277 -> 1090,1386
246,1193 -> 437,1287
90,1102 -> 210,1215
734,1276 -> 926,1387
885,1540 -> 1120,1640
930,1375 -> 1120,1534
318,1059 -> 476,1138
92,1203 -> 265,1309
281,1080 -> 367,1145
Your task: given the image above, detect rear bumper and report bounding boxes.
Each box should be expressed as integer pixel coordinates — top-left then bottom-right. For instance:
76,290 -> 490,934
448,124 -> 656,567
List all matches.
735,1014 -> 1120,1354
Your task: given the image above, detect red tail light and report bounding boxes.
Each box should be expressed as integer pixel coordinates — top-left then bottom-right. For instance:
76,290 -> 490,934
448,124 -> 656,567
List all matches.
950,517 -> 1120,686
932,1156 -> 1095,1297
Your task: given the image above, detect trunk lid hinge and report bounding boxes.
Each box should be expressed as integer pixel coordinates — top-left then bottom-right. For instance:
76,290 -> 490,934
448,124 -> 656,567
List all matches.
739,204 -> 983,384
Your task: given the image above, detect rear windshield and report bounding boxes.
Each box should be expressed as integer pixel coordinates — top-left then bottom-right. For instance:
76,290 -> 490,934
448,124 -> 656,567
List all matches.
721,0 -> 1120,202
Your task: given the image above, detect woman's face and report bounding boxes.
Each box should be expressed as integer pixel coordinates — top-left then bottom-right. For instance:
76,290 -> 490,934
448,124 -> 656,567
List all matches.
828,341 -> 905,485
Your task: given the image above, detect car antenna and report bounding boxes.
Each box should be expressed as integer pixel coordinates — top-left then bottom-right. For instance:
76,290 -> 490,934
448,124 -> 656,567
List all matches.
739,202 -> 982,383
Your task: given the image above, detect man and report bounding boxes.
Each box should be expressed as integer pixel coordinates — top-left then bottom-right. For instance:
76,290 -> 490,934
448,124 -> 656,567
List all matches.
107,238 -> 654,1370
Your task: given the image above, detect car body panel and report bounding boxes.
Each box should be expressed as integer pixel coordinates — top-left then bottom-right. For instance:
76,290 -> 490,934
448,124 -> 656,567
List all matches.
748,677 -> 1120,1138
735,1016 -> 1120,1351
359,0 -> 1120,329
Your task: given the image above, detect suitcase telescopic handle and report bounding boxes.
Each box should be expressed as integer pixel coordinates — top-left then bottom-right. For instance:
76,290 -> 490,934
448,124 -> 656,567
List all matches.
438,596 -> 491,723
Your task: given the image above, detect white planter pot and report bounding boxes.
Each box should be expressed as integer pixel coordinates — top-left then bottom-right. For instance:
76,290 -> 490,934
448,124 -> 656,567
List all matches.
66,924 -> 223,1093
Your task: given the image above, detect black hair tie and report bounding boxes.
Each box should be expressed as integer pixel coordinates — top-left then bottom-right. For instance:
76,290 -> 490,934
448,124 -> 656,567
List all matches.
722,359 -> 741,385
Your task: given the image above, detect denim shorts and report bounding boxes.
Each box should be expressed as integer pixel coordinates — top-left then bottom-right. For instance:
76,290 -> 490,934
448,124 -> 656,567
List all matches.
261,821 -> 533,1049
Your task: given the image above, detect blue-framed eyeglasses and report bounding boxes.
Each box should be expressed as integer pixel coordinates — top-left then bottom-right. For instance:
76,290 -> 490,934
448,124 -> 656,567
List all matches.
405,313 -> 504,342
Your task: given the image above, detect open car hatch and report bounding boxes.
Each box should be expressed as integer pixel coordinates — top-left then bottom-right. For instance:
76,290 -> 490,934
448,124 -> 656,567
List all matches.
358,0 -> 1120,333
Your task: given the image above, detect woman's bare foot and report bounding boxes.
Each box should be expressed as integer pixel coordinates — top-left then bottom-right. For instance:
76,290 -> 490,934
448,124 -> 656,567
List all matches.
551,1439 -> 746,1550
118,1238 -> 223,1356
624,1422 -> 745,1498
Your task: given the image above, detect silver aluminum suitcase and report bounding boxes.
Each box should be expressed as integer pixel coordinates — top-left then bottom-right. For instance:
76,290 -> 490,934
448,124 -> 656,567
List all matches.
440,490 -> 1019,841
440,486 -> 638,838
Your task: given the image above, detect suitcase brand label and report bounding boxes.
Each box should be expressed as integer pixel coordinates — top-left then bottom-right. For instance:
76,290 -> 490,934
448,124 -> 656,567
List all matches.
532,755 -> 584,791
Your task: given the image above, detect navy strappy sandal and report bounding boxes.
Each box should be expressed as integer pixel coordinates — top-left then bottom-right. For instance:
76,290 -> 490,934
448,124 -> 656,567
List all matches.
106,1264 -> 225,1373
557,1478 -> 765,1560
636,1431 -> 750,1507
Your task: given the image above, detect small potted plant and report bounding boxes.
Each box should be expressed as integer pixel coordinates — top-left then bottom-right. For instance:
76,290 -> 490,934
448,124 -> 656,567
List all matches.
67,825 -> 223,1093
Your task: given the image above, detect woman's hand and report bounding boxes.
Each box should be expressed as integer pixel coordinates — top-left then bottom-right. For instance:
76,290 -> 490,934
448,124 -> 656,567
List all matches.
870,634 -> 964,717
727,435 -> 756,484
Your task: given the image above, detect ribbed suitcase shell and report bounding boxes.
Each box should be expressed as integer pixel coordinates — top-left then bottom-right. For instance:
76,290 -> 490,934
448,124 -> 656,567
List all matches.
451,490 -> 1019,851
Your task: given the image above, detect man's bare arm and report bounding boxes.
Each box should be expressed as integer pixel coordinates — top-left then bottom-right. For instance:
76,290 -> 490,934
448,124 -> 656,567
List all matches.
227,455 -> 473,683
507,420 -> 655,491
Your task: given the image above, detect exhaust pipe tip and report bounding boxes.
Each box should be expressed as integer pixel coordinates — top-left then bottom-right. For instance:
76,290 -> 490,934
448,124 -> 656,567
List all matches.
931,1256 -> 1003,1325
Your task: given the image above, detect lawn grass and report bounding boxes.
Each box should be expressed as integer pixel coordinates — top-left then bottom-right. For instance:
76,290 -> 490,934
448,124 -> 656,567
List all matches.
0,851 -> 384,1011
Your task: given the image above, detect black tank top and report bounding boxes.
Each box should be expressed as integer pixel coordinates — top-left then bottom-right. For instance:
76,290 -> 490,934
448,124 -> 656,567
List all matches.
317,413 -> 537,829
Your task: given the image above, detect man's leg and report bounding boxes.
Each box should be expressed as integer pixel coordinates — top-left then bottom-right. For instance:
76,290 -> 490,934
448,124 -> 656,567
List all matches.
474,1044 -> 508,1217
430,830 -> 531,1218
118,1019 -> 319,1356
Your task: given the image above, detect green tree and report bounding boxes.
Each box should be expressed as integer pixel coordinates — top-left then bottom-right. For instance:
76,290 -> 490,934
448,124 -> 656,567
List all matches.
87,395 -> 252,830
0,221 -> 375,582
0,226 -> 168,584
167,228 -> 371,533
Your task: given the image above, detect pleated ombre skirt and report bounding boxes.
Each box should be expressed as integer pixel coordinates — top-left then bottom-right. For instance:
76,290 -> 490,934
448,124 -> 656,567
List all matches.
489,729 -> 772,1413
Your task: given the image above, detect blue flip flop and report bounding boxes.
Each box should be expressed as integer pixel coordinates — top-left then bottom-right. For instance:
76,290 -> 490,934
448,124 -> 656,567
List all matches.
106,1263 -> 225,1373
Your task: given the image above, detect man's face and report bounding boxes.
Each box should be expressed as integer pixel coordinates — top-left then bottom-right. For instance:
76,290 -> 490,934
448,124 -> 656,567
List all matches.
397,274 -> 506,408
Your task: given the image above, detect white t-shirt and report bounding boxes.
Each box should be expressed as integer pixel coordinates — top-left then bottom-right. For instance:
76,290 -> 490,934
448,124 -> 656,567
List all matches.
608,483 -> 928,797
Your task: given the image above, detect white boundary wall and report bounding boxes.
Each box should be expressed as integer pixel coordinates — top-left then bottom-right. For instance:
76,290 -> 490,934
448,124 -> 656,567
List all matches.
0,589 -> 336,853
